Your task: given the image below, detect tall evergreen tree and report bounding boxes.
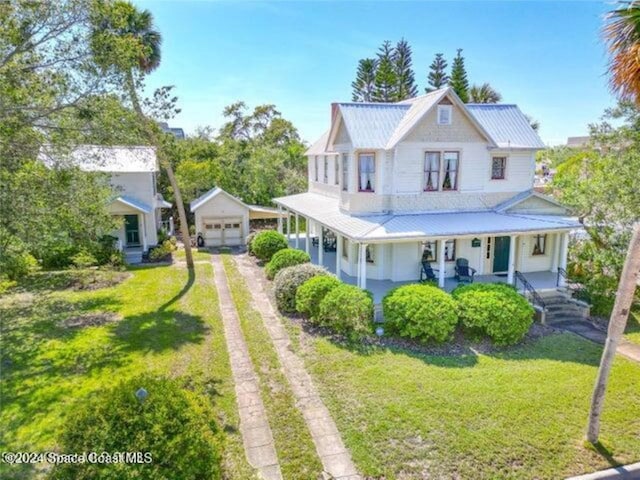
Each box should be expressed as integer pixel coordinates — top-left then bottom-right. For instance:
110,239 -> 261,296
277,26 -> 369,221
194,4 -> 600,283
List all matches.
426,53 -> 449,92
351,58 -> 377,102
449,48 -> 470,102
373,41 -> 398,102
393,38 -> 418,100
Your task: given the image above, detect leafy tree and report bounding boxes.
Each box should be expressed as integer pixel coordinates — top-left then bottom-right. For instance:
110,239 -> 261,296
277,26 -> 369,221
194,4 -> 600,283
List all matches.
603,0 -> 640,102
393,38 -> 418,100
426,53 -> 449,92
468,83 -> 502,103
351,58 -> 377,102
90,0 -> 195,268
373,41 -> 398,102
449,48 -> 470,102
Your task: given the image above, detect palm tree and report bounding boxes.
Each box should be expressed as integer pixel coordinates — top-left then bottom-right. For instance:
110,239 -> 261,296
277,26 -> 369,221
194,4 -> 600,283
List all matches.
90,0 -> 194,268
468,83 -> 502,103
603,0 -> 640,102
586,1 -> 640,444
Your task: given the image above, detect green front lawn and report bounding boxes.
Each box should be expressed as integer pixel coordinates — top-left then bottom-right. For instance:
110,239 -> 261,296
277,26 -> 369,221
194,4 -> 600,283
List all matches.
0,265 -> 252,479
625,308 -> 640,345
301,332 -> 640,479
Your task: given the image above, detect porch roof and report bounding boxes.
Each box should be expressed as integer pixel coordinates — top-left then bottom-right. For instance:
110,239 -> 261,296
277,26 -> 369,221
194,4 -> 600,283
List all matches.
273,192 -> 582,242
112,195 -> 153,214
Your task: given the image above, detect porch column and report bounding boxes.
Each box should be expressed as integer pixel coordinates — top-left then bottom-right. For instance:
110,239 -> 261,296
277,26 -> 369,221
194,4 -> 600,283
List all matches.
335,233 -> 342,280
169,216 -> 174,235
438,238 -> 446,288
507,234 -> 517,285
140,213 -> 148,252
277,205 -> 283,234
286,210 -> 291,238
318,226 -> 324,267
558,232 -> 569,287
295,213 -> 300,249
359,243 -> 368,290
305,218 -> 310,256
550,233 -> 559,272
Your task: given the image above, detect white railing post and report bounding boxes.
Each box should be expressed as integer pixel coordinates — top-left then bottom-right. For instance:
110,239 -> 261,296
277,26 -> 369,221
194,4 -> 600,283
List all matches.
295,213 -> 300,249
438,239 -> 446,288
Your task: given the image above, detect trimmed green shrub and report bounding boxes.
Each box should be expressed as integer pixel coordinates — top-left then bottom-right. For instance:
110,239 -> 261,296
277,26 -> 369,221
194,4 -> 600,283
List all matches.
48,375 -> 222,480
71,250 -> 98,269
318,284 -> 374,340
383,284 -> 458,343
149,240 -> 174,262
265,249 -> 310,279
274,264 -> 328,313
296,275 -> 341,321
246,231 -> 258,255
251,230 -> 288,261
453,283 -> 535,346
0,248 -> 39,281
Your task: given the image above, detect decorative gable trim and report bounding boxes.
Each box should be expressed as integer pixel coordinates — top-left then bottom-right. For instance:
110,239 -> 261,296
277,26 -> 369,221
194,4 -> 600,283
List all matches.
190,187 -> 249,212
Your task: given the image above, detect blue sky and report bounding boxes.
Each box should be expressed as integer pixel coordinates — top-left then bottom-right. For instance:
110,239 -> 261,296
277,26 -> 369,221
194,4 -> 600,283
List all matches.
138,0 -> 615,146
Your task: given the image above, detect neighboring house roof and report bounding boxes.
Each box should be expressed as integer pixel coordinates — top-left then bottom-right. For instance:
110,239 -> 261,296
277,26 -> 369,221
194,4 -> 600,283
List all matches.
466,104 -> 546,149
112,195 -> 153,214
159,122 -> 186,140
274,191 -> 581,242
566,136 -> 590,148
318,87 -> 543,152
190,187 -> 249,212
40,145 -> 158,173
305,130 -> 333,156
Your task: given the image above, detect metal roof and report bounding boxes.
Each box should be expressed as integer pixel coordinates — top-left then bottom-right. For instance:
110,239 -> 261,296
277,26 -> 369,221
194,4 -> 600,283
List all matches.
466,104 -> 546,149
113,195 -> 153,214
190,187 -> 249,212
40,145 -> 158,172
305,130 -> 333,156
274,192 -> 581,242
337,102 -> 409,149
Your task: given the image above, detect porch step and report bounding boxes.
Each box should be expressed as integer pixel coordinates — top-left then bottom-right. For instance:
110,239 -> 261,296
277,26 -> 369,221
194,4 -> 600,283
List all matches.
124,250 -> 143,264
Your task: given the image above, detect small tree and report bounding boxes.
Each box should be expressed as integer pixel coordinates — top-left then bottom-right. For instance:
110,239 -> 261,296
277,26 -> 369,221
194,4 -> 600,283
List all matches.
449,48 -> 470,103
426,53 -> 449,92
351,58 -> 377,102
373,41 -> 398,102
393,38 -> 418,100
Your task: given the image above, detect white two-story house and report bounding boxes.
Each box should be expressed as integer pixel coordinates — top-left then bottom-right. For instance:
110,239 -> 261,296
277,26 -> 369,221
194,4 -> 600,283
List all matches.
274,87 -> 580,300
41,145 -> 171,263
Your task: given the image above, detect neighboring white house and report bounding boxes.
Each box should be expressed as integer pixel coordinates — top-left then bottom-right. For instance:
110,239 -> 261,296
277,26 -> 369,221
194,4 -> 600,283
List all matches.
41,145 -> 172,262
274,87 -> 581,293
190,187 -> 282,247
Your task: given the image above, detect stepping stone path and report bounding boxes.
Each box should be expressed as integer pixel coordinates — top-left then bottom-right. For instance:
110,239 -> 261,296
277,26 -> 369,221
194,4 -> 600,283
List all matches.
211,255 -> 283,480
234,254 -> 361,480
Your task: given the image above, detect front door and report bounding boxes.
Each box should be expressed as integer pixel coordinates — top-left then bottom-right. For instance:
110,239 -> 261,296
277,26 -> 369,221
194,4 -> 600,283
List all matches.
124,214 -> 140,246
492,236 -> 510,273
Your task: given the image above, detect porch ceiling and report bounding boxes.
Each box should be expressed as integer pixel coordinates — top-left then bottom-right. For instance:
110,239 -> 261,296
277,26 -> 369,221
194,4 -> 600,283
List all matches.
274,192 -> 582,242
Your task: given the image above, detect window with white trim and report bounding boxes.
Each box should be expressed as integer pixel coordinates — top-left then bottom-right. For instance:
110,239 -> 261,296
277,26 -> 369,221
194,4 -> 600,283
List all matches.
334,155 -> 340,185
358,153 -> 375,192
491,156 -> 507,180
444,239 -> 456,261
366,245 -> 374,264
424,152 -> 440,192
437,105 -> 452,125
314,155 -> 319,182
442,152 -> 459,190
342,237 -> 349,258
323,155 -> 328,183
532,234 -> 547,256
342,154 -> 349,191
422,241 -> 437,262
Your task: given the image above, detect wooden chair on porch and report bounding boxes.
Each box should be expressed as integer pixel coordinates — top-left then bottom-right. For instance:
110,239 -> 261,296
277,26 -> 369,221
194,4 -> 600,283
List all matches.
420,261 -> 439,282
454,258 -> 476,283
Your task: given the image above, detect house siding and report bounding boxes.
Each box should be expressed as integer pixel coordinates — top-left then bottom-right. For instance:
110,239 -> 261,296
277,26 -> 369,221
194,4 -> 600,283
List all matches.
193,193 -> 250,246
403,102 -> 486,143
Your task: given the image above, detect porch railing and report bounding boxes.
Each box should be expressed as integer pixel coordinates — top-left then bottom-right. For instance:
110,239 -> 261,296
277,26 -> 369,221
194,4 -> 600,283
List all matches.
514,271 -> 546,310
556,266 -> 568,287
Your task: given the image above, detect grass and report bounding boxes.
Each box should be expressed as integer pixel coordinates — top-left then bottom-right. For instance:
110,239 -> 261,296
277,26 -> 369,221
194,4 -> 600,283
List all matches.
0,265 -> 253,480
301,332 -> 640,479
625,308 -> 640,345
173,246 -> 214,262
221,253 -> 323,479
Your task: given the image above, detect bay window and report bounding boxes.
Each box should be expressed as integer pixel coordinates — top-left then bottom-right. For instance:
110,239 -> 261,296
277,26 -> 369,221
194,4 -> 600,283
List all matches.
323,155 -> 328,183
342,154 -> 349,191
424,152 -> 440,191
358,153 -> 375,192
314,155 -> 319,182
334,155 -> 340,185
442,152 -> 459,190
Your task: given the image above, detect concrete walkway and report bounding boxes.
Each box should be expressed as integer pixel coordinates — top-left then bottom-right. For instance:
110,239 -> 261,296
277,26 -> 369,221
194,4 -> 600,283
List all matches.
234,254 -> 361,480
550,319 -> 640,363
211,255 -> 282,480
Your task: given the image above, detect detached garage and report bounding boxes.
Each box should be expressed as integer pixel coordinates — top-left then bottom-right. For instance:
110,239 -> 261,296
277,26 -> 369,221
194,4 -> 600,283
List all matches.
190,187 -> 282,247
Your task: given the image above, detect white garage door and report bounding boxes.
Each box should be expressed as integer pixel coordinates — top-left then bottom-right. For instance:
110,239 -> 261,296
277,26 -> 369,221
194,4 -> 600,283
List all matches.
202,218 -> 243,246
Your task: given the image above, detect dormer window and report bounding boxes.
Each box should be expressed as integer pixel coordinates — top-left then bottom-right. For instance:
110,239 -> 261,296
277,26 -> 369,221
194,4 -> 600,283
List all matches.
437,105 -> 452,125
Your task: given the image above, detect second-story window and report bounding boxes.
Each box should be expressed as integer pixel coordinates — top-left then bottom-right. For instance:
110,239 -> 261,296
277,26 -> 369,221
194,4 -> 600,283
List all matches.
442,151 -> 459,190
334,155 -> 340,185
323,155 -> 328,183
424,152 -> 440,191
358,153 -> 375,192
491,156 -> 507,180
314,156 -> 319,182
342,154 -> 349,191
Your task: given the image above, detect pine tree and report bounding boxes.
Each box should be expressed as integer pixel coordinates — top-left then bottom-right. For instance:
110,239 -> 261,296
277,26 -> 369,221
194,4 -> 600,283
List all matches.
426,53 -> 449,92
449,48 -> 470,102
393,38 -> 418,100
373,40 -> 398,102
351,58 -> 378,102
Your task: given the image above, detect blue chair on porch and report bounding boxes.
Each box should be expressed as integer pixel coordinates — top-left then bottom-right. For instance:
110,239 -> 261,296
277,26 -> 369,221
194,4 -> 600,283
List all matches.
454,258 -> 476,283
420,261 -> 439,282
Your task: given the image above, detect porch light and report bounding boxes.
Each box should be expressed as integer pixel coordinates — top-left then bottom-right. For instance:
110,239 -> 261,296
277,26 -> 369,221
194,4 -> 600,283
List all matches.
135,387 -> 148,404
